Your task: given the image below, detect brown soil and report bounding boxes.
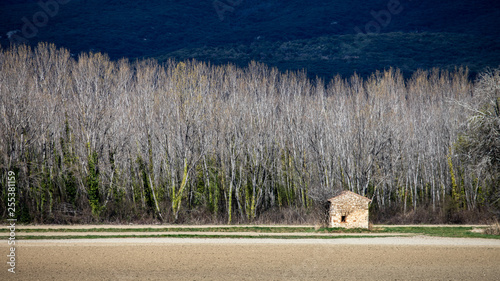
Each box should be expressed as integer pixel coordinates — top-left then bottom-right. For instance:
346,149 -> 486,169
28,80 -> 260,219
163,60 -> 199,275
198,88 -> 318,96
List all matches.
2,238 -> 499,280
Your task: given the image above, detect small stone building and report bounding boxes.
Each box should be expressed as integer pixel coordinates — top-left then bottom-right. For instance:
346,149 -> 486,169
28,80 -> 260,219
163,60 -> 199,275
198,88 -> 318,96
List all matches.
327,191 -> 371,229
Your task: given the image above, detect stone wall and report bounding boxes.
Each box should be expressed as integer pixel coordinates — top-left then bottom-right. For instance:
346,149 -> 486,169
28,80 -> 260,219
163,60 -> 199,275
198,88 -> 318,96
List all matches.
328,191 -> 370,229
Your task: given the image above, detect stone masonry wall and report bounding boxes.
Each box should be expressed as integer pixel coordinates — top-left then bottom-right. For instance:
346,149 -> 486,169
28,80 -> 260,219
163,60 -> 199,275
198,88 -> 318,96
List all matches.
328,192 -> 370,229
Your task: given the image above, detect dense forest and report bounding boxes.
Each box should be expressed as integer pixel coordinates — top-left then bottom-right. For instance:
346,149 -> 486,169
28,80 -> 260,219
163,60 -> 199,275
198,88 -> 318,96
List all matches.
1,44 -> 499,224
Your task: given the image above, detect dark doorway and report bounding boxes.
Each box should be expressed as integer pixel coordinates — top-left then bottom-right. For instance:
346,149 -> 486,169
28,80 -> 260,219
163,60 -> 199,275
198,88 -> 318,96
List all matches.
341,215 -> 346,222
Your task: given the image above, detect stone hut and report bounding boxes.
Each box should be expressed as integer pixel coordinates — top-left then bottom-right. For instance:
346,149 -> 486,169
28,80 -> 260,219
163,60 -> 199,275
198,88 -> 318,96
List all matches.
327,191 -> 371,228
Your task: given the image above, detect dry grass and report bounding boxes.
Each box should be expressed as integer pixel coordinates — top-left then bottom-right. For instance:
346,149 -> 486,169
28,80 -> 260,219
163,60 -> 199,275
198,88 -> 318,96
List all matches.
368,222 -> 374,231
484,221 -> 500,235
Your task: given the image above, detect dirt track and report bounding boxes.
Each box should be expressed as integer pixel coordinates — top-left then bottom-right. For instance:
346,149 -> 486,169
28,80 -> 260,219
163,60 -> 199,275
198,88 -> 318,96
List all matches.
14,231 -> 409,237
10,224 -> 491,229
2,237 -> 500,280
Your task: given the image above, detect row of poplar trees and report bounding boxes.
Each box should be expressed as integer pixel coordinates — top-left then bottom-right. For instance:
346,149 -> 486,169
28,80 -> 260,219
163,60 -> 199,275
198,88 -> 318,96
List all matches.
1,43 -> 499,223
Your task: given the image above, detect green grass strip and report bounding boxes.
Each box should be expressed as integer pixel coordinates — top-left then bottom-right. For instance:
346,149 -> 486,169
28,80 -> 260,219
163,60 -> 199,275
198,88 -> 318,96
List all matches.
1,226 -> 318,233
2,226 -> 377,233
373,226 -> 500,239
3,225 -> 498,239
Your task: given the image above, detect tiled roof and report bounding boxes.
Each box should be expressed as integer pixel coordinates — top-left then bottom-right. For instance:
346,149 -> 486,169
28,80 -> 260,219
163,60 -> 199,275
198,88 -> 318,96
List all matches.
327,190 -> 372,202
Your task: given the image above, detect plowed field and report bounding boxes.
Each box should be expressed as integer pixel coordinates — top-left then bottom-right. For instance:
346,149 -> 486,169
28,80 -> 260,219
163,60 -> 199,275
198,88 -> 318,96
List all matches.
2,236 -> 500,280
